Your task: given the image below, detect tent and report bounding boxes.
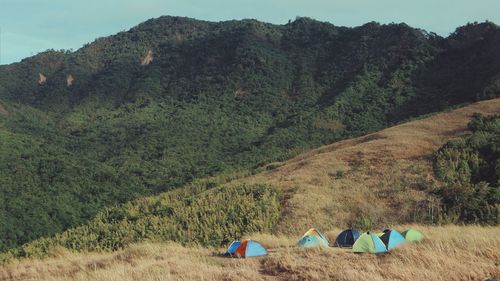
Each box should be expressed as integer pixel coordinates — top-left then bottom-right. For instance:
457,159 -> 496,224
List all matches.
226,241 -> 241,255
402,229 -> 424,242
233,239 -> 268,258
333,228 -> 361,247
379,229 -> 406,250
352,232 -> 388,254
297,228 -> 329,248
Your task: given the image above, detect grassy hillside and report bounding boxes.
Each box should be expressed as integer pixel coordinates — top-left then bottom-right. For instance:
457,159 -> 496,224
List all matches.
1,16 -> 500,252
248,98 -> 500,232
1,225 -> 499,281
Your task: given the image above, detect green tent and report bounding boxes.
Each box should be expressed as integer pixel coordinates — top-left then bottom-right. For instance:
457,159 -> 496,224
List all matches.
352,232 -> 387,254
402,229 -> 424,242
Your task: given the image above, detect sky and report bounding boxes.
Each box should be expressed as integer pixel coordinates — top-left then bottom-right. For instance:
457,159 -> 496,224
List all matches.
0,0 -> 499,65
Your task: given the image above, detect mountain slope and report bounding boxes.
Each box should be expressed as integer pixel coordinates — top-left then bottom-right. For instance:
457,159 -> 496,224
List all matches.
1,100 -> 499,281
250,98 -> 500,232
2,98 -> 497,262
1,16 -> 500,251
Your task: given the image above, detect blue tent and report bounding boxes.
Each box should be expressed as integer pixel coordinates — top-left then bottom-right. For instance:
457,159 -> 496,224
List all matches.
234,240 -> 268,258
334,228 -> 361,247
379,229 -> 406,250
226,241 -> 241,255
297,228 -> 329,248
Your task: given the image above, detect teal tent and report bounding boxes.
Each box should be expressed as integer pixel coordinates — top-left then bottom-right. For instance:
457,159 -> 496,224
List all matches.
379,229 -> 406,250
297,228 -> 329,248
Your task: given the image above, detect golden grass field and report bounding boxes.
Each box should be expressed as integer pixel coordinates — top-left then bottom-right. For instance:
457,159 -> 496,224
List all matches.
1,225 -> 499,281
1,98 -> 500,280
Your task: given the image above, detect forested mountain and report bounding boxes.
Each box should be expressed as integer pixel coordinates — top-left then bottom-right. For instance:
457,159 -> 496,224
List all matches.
0,16 -> 499,252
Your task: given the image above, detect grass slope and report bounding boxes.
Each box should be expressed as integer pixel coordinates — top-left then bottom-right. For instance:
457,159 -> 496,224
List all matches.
1,225 -> 498,281
247,98 -> 500,232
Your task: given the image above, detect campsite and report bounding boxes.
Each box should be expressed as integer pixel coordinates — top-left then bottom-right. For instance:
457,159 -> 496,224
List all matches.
1,225 -> 498,280
226,227 -> 422,257
1,1 -> 500,280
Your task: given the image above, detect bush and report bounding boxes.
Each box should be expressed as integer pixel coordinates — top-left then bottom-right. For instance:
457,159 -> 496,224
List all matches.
434,114 -> 499,224
350,215 -> 377,230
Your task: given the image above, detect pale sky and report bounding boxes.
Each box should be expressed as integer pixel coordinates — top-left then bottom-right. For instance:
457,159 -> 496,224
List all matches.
0,0 -> 499,65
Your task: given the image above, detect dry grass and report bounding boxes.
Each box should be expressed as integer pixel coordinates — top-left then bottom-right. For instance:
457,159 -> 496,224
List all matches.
1,225 -> 499,281
242,98 -> 500,232
261,225 -> 500,281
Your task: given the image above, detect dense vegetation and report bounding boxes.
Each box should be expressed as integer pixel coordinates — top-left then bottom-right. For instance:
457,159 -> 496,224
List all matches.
0,16 -> 499,251
435,114 -> 499,224
0,177 -> 280,261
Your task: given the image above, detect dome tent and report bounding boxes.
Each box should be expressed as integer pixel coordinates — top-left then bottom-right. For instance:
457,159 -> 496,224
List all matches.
402,228 -> 424,242
225,241 -> 241,255
233,239 -> 268,258
298,228 -> 329,248
334,228 -> 361,247
379,229 -> 406,250
352,232 -> 388,254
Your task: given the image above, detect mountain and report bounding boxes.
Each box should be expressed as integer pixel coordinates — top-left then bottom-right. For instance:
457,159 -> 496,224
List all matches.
0,16 -> 499,252
1,99 -> 498,281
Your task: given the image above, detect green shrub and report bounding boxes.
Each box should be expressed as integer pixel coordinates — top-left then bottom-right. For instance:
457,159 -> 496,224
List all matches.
434,114 -> 499,224
351,215 -> 377,230
335,170 -> 344,178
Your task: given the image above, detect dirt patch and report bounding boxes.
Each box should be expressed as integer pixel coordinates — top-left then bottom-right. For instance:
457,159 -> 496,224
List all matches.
0,102 -> 9,116
175,31 -> 184,43
38,73 -> 47,85
141,49 -> 154,66
66,74 -> 74,87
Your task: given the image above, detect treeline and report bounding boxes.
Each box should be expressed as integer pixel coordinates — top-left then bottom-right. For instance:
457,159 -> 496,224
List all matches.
0,179 -> 279,261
